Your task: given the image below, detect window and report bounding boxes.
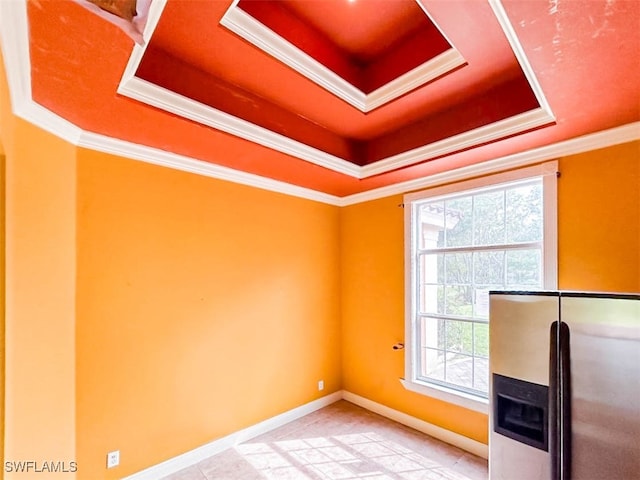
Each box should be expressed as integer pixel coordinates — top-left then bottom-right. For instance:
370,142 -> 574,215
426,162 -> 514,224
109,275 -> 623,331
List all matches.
403,162 -> 557,412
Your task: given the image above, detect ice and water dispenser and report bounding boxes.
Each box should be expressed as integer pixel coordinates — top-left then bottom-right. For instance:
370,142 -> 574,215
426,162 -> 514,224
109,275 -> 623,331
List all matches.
493,373 -> 549,451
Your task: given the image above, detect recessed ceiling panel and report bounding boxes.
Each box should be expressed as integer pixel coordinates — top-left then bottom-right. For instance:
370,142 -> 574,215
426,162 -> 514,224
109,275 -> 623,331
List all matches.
222,0 -> 465,109
236,0 -> 454,94
133,0 -> 547,172
19,0 -> 639,199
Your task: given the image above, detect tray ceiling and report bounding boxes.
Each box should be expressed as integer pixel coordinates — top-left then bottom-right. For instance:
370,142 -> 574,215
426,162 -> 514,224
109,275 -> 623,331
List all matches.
4,0 -> 639,200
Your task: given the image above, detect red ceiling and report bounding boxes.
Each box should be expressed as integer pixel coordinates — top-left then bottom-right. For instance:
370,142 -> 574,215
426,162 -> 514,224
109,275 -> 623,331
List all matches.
275,0 -> 430,62
237,0 -> 452,92
26,0 -> 640,197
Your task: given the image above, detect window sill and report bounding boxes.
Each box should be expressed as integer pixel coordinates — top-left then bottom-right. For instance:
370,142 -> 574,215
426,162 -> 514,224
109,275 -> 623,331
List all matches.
400,378 -> 489,414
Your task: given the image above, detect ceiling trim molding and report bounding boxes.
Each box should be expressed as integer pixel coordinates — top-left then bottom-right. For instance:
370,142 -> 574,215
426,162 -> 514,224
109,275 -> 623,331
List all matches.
120,72 -> 555,181
4,0 -> 637,210
360,107 -> 553,178
365,48 -> 465,112
119,76 -> 363,178
116,0 -> 556,179
0,0 -> 341,206
20,101 -> 84,146
78,131 -> 343,205
120,0 -> 167,84
0,0 -> 33,114
220,2 -> 366,110
338,121 -> 640,206
119,0 -> 363,179
0,0 -> 83,145
488,0 -> 554,115
219,0 -> 465,113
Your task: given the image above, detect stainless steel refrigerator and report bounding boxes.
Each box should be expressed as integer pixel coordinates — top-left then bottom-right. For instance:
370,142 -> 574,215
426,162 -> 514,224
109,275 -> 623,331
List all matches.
489,291 -> 640,480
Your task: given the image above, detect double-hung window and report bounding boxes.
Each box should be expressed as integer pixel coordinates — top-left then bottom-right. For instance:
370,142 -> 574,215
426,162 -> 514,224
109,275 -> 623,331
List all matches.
403,162 -> 558,412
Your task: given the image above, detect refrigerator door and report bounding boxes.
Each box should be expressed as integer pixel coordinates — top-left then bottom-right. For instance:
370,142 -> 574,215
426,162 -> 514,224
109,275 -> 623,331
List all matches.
489,292 -> 559,480
561,293 -> 640,480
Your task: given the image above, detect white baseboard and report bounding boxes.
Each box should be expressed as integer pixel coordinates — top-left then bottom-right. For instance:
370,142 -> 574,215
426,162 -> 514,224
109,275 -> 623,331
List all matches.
342,391 -> 489,459
122,391 -> 343,480
124,389 -> 488,479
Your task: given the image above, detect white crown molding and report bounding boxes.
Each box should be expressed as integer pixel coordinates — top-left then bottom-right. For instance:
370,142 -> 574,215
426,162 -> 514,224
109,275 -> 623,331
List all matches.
489,0 -> 554,115
122,391 -> 344,480
117,0 -> 358,182
2,0 -> 638,209
78,130 -> 342,205
120,0 -> 167,85
219,0 -> 465,113
0,0 -> 31,112
0,0 -> 341,206
367,0 -> 466,113
118,73 -> 554,181
117,0 -> 555,180
338,121 -> 640,206
20,102 -> 84,146
118,76 -> 362,178
366,48 -> 465,112
220,2 -> 366,111
0,0 -> 84,145
360,107 -> 554,178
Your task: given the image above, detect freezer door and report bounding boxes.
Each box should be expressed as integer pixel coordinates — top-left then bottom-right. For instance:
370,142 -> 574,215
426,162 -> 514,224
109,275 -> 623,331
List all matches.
561,294 -> 640,479
490,293 -> 558,385
489,292 -> 559,480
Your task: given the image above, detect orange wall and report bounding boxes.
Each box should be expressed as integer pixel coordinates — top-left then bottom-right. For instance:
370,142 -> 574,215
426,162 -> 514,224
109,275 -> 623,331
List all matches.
1,52 -> 8,480
340,195 -> 489,443
1,71 -> 77,480
340,141 -> 640,445
2,40 -> 638,476
75,149 -> 342,479
558,141 -> 640,291
0,141 -> 5,480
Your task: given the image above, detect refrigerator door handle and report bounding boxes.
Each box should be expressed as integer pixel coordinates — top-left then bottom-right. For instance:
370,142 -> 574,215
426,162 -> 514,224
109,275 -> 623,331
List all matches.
550,320 -> 573,480
549,321 -> 560,480
559,321 -> 572,480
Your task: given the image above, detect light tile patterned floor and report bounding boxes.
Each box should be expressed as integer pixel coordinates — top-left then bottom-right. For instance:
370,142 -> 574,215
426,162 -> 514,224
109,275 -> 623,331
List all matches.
160,400 -> 487,480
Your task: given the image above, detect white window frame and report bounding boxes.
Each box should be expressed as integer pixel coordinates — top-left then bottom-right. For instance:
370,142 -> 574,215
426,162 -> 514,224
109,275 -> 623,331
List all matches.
402,161 -> 558,413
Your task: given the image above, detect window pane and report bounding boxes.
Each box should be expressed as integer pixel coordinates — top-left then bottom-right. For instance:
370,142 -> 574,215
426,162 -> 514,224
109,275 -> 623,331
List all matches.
473,191 -> 505,246
445,252 -> 471,284
445,197 -> 472,247
506,183 -> 542,243
474,250 -> 504,284
473,357 -> 489,393
445,285 -> 472,316
474,322 -> 489,357
409,171 -> 552,400
446,320 -> 473,355
473,287 -> 493,318
421,348 -> 445,380
506,249 -> 541,287
445,353 -> 473,389
420,316 -> 445,350
419,254 -> 443,284
417,202 -> 445,249
420,284 -> 443,314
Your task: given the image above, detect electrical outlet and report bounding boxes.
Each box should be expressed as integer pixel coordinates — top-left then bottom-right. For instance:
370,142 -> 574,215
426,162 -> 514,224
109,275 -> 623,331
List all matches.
106,450 -> 120,469
318,380 -> 324,391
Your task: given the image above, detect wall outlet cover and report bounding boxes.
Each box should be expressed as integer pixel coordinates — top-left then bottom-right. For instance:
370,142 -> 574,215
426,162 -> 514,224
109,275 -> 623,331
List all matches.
107,450 -> 120,468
